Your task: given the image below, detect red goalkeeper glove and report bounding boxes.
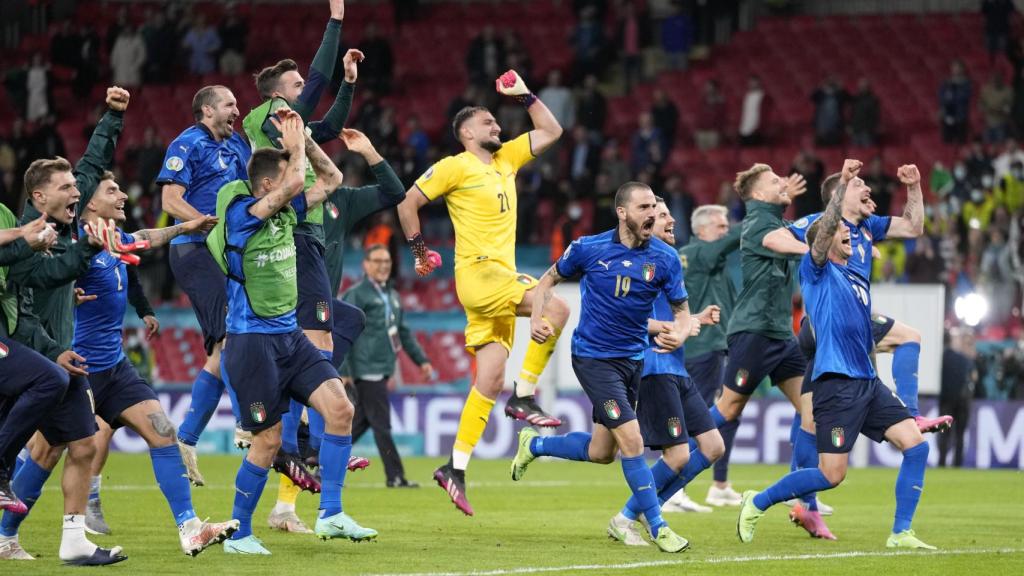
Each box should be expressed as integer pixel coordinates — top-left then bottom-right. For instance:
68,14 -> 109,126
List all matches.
496,70 -> 537,108
408,233 -> 441,277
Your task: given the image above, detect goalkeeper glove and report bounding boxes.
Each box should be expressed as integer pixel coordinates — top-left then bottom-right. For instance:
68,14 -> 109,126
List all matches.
495,70 -> 537,108
408,233 -> 442,277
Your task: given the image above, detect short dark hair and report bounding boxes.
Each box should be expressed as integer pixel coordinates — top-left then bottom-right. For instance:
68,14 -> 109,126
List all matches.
192,85 -> 228,121
254,59 -> 299,100
614,181 -> 650,209
364,244 -> 390,260
452,106 -> 488,142
24,157 -> 72,197
247,148 -> 290,185
821,172 -> 842,204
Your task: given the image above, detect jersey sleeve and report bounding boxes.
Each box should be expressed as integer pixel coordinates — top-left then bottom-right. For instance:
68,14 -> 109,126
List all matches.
788,213 -> 819,243
744,216 -> 785,258
495,133 -> 535,171
864,215 -> 892,242
663,252 -> 688,304
155,137 -> 195,187
118,230 -> 134,246
555,239 -> 585,279
414,157 -> 460,201
798,253 -> 827,284
290,194 -> 308,221
226,197 -> 265,246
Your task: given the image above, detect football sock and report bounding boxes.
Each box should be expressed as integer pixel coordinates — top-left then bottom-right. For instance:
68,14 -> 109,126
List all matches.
58,514 -> 97,560
529,432 -> 591,461
150,445 -> 196,525
177,370 -> 222,446
752,468 -> 832,511
308,409 -> 325,451
231,459 -> 269,540
275,477 -> 300,512
88,475 -> 101,502
622,458 -> 677,520
648,450 -> 713,511
621,455 -> 665,537
0,456 -> 50,536
789,412 -> 802,463
714,417 -> 739,483
12,449 -> 26,480
318,433 -> 352,518
893,442 -> 929,533
517,319 -> 561,397
793,429 -> 820,511
452,387 -> 495,471
281,400 -> 303,455
709,405 -> 727,427
893,342 -> 921,417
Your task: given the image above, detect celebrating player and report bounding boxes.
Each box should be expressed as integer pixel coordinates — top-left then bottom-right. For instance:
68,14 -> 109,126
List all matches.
510,182 -> 692,553
396,69 -> 567,515
71,172 -> 238,555
737,159 -> 935,550
606,197 -> 724,546
160,84 -> 251,486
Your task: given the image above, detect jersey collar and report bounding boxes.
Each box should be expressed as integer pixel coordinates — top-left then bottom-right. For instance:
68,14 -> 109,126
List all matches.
612,226 -> 649,250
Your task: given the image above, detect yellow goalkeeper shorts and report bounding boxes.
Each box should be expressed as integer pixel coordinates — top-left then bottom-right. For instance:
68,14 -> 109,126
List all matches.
455,259 -> 538,354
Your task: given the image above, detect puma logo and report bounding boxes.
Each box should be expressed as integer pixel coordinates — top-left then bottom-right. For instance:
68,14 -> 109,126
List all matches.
598,260 -> 610,270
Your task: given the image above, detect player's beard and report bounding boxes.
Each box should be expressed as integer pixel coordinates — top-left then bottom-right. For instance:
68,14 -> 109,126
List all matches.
626,216 -> 653,243
481,139 -> 503,153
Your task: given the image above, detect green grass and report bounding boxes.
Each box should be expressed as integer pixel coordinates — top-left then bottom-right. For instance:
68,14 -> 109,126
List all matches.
11,454 -> 1024,575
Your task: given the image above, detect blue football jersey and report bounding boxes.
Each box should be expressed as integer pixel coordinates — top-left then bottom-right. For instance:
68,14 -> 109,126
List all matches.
156,124 -> 251,245
789,213 -> 890,282
642,291 -> 689,378
799,254 -> 876,381
73,228 -> 135,371
556,229 -> 687,360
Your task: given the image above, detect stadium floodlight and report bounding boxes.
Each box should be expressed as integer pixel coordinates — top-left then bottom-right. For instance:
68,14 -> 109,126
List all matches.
954,292 -> 989,327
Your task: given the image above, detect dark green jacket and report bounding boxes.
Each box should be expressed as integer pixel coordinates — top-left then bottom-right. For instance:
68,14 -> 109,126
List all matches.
3,110 -> 121,356
323,160 -> 406,295
339,277 -> 427,380
0,204 -> 33,335
679,225 -> 741,357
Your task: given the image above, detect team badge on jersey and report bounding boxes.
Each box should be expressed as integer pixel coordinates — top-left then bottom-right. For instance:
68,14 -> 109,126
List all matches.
0,341 -> 8,359
316,301 -> 330,323
165,156 -> 184,172
604,400 -> 621,420
794,217 -> 810,229
642,263 -> 656,282
516,274 -> 533,285
735,368 -> 749,388
326,201 -> 339,219
667,417 -> 682,438
831,427 -> 845,448
422,166 -> 434,181
251,402 -> 267,424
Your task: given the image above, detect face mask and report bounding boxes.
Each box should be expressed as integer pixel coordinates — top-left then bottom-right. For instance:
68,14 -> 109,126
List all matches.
982,175 -> 994,188
971,190 -> 984,203
925,205 -> 935,219
568,205 -> 582,220
954,166 -> 967,179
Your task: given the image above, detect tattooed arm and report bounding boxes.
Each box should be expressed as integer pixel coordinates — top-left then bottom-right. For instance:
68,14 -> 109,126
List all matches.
132,215 -> 217,249
250,112 -> 307,221
811,159 -> 861,267
302,134 -> 344,209
530,264 -> 565,344
887,164 -> 925,238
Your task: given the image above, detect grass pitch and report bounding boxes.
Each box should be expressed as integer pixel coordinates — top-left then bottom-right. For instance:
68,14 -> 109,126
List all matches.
12,454 -> 1024,575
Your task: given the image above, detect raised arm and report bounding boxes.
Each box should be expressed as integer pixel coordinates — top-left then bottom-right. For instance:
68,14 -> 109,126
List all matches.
495,70 -> 563,155
308,49 -> 362,144
302,134 -> 344,208
328,128 -> 406,228
887,164 -> 925,238
161,184 -> 205,221
291,0 -> 345,121
530,264 -> 565,344
131,215 -> 218,249
811,159 -> 860,266
249,112 -> 307,220
75,87 -> 128,197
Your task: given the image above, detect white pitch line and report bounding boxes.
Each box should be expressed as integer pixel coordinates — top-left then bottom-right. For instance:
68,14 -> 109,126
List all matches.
42,480 -> 622,492
362,548 -> 1024,576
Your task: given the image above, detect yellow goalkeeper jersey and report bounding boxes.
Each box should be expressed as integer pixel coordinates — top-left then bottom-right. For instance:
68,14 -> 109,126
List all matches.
415,133 -> 534,271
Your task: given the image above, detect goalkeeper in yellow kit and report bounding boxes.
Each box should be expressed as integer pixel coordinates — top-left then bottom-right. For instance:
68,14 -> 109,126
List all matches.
396,70 -> 568,515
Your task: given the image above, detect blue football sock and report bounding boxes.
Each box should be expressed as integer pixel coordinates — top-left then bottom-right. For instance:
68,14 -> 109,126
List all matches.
177,370 -> 223,446
0,456 -> 51,537
319,433 -> 352,518
648,450 -> 712,512
150,445 -> 196,525
714,418 -> 739,483
793,429 -> 820,510
752,467 -> 832,511
622,458 -> 678,520
12,449 -> 26,479
709,405 -> 727,428
231,459 -> 269,540
893,442 -> 929,533
281,400 -> 303,455
308,409 -> 325,451
621,455 -> 665,537
530,432 -> 591,461
893,342 -> 921,417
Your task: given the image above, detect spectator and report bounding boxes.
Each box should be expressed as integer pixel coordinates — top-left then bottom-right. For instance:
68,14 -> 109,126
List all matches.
142,9 -> 176,83
564,125 -> 601,187
660,3 -> 692,70
862,155 -> 897,216
359,23 -> 394,94
218,9 -> 248,76
105,7 -> 129,56
939,330 -> 976,467
979,72 -> 1013,144
996,160 -> 1024,213
738,75 -> 766,146
49,21 -> 80,69
126,126 -> 166,194
74,24 -> 101,98
25,52 -> 49,122
630,112 -> 664,175
182,14 -> 221,76
662,175 -> 694,244
404,116 -> 430,169
694,79 -> 725,150
980,228 -> 1015,321
906,235 -> 944,283
550,199 -> 588,261
28,114 -> 65,160
992,139 -> 1024,179
963,187 -> 998,230
966,138 -> 994,183
110,25 -> 146,87
577,74 -> 607,137
466,25 -> 504,86
616,1 -> 648,92
571,5 -> 605,83
650,89 -> 679,154
849,77 -> 880,147
939,60 -> 971,144
982,0 -> 1015,61
790,150 -> 825,217
340,244 -> 430,488
538,69 -> 575,131
502,31 -> 533,86
811,75 -> 848,147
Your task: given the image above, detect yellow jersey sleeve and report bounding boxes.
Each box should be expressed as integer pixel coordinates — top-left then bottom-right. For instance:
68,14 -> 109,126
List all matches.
415,156 -> 462,201
495,133 -> 535,171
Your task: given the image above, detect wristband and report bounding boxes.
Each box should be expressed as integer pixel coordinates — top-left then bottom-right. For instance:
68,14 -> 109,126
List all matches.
408,233 -> 428,263
514,92 -> 538,108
